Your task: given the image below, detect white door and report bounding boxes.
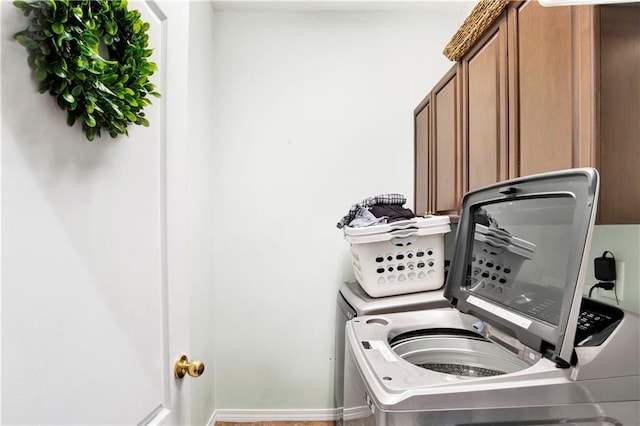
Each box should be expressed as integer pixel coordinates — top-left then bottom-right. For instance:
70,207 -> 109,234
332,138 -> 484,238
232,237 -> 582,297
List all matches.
1,1 -> 193,424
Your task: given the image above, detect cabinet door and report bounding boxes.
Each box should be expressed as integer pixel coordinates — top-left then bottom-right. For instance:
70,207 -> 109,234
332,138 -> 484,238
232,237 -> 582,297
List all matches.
414,95 -> 431,216
462,13 -> 508,193
598,5 -> 640,224
432,65 -> 463,215
508,1 -> 575,177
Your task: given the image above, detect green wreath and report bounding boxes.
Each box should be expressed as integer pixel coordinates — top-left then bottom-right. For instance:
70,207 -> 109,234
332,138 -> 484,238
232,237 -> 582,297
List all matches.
13,0 -> 160,141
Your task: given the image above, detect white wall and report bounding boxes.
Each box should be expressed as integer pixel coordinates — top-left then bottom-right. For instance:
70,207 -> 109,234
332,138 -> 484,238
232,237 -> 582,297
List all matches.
209,8 -> 467,411
187,2 -> 218,424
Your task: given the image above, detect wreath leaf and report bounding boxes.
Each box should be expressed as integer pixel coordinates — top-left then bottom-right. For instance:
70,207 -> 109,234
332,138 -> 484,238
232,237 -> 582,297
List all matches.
34,66 -> 47,82
14,1 -> 33,16
15,34 -> 39,49
51,22 -> 63,34
13,0 -> 160,141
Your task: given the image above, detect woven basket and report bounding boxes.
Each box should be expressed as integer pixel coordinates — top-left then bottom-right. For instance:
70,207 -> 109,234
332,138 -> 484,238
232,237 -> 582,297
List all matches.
443,0 -> 509,61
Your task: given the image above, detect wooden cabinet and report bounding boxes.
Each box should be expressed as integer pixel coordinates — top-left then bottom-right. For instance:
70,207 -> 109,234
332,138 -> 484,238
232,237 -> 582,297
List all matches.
597,5 -> 640,224
508,2 -> 639,223
414,1 -> 639,223
508,1 -> 582,177
414,65 -> 462,216
461,11 -> 509,193
414,95 -> 431,217
432,66 -> 463,215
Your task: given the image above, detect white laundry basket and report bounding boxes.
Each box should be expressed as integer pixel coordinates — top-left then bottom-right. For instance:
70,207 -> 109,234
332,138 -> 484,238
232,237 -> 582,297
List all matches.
343,216 -> 451,298
469,224 -> 536,299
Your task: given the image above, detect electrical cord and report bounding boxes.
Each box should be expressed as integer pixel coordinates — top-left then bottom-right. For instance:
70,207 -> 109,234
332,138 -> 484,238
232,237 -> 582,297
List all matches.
589,251 -> 619,305
588,281 -> 615,298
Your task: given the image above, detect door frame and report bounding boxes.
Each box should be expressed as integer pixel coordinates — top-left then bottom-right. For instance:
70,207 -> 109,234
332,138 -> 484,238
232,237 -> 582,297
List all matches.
145,2 -> 192,424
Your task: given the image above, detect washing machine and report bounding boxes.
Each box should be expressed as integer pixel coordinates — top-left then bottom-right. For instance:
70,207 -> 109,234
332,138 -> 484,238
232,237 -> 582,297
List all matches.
335,280 -> 451,424
344,168 -> 640,425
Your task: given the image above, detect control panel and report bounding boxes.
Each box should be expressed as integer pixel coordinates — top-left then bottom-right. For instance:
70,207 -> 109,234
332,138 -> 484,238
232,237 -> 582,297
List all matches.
574,297 -> 624,346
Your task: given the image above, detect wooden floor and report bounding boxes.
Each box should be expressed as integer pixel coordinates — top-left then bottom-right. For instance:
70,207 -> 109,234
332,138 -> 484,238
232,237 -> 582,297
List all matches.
216,422 -> 335,426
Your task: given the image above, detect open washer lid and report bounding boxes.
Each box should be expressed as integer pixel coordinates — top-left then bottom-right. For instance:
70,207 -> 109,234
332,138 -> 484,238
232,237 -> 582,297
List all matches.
444,168 -> 599,366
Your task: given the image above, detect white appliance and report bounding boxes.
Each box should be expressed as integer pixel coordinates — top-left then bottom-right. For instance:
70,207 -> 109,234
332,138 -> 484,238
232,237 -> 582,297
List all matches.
335,280 -> 450,424
344,168 -> 640,425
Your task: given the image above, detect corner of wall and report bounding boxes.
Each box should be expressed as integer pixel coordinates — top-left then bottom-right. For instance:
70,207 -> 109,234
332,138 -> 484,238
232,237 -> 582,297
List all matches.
186,1 -> 218,423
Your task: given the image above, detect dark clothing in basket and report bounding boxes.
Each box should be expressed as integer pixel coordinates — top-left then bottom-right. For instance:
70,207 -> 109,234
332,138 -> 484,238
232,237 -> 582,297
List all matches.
337,193 -> 409,229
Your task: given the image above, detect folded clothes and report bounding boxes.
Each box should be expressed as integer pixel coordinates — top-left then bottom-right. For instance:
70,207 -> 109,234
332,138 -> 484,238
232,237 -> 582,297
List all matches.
475,207 -> 500,229
348,208 -> 388,228
337,193 -> 411,229
369,204 -> 415,223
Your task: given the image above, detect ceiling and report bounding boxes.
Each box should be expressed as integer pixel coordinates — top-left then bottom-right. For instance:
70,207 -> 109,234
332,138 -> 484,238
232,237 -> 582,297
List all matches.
209,0 -> 477,13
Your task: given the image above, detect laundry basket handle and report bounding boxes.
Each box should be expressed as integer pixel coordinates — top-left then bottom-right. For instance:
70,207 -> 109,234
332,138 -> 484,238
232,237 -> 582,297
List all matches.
483,227 -> 512,240
483,234 -> 509,249
388,219 -> 419,232
389,227 -> 419,238
390,234 -> 418,247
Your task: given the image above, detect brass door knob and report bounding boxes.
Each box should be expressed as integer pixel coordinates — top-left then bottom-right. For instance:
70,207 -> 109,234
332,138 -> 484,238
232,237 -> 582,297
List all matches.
174,354 -> 205,379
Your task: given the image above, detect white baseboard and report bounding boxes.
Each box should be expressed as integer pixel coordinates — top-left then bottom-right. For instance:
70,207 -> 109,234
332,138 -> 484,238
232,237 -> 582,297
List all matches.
208,408 -> 340,425
343,406 -> 372,421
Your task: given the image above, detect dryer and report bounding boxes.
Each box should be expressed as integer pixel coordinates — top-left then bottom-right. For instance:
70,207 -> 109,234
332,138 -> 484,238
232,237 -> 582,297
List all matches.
344,168 -> 640,425
335,280 -> 450,424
